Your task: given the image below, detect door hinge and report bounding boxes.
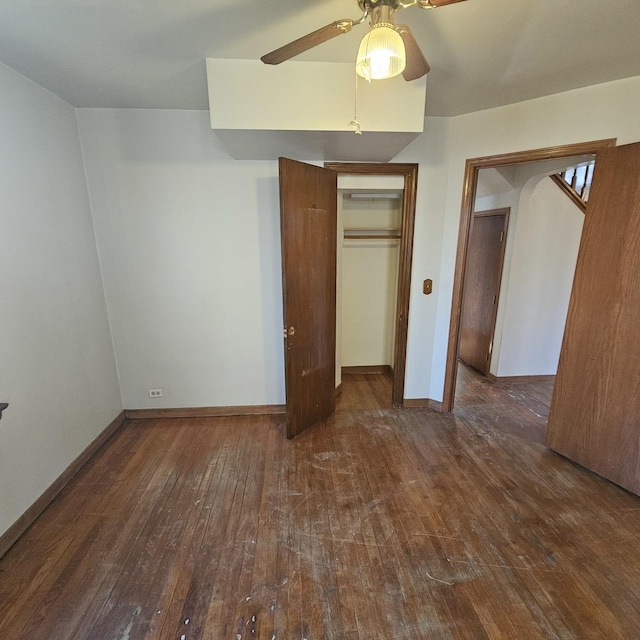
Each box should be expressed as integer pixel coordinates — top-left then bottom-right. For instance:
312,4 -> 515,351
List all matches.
500,231 -> 504,242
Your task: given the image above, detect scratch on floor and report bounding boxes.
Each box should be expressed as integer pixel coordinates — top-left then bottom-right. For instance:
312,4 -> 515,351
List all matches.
447,557 -> 561,573
314,451 -> 336,462
411,532 -> 468,542
116,605 -> 141,640
294,531 -> 398,550
296,528 -> 464,554
424,570 -> 455,586
241,577 -> 289,609
397,621 -> 451,638
266,494 -> 312,523
281,544 -> 332,569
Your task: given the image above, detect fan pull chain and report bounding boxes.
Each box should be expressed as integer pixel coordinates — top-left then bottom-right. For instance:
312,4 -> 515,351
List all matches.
349,70 -> 363,135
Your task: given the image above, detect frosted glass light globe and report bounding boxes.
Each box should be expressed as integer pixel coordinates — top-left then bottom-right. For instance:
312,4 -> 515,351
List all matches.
356,24 -> 406,81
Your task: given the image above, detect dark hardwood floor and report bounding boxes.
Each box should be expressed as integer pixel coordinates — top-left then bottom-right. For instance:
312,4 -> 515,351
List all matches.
454,362 -> 555,445
1,372 -> 639,639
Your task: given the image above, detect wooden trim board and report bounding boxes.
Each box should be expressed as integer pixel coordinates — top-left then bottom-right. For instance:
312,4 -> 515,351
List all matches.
342,365 -> 393,375
0,411 -> 126,560
125,404 -> 286,420
403,398 -> 444,411
550,174 -> 587,213
487,373 -> 556,384
403,398 -> 429,408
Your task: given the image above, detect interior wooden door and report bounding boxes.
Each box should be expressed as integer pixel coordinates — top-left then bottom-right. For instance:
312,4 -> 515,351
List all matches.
458,209 -> 509,374
546,142 -> 640,495
279,158 -> 337,439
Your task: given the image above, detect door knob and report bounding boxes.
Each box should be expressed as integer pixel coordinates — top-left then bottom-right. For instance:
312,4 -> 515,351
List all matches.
288,327 -> 296,336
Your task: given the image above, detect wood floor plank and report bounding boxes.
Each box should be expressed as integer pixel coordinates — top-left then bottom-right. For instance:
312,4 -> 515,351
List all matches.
0,421 -> 179,639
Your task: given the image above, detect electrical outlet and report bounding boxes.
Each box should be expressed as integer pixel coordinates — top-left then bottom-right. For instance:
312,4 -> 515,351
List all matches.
148,388 -> 164,398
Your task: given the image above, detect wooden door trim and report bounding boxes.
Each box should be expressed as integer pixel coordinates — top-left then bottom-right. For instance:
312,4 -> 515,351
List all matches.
442,138 -> 616,413
473,207 -> 510,218
325,162 -> 419,408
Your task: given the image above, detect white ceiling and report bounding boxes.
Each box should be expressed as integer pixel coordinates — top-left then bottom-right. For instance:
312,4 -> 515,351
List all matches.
1,0 -> 640,116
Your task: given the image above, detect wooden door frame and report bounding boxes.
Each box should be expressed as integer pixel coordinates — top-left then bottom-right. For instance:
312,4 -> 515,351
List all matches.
442,139 -> 616,413
325,162 -> 418,408
459,207 -> 510,374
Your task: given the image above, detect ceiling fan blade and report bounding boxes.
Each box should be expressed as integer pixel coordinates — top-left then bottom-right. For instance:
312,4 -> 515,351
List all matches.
429,0 -> 469,6
261,20 -> 353,65
396,25 -> 430,82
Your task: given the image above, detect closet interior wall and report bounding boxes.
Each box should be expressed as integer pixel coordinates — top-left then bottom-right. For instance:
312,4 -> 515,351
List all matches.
336,176 -> 404,386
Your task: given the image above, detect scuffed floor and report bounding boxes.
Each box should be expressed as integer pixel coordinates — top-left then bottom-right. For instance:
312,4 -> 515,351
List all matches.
1,372 -> 639,639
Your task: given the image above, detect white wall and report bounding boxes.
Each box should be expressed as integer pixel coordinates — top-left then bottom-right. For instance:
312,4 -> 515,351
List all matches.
427,75 -> 640,402
77,109 -> 285,409
393,117 -> 453,400
336,176 -> 405,385
473,161 -> 591,378
341,240 -> 399,367
0,63 -> 121,538
76,109 -> 454,408
74,75 -> 640,414
495,177 -> 584,376
341,194 -> 400,368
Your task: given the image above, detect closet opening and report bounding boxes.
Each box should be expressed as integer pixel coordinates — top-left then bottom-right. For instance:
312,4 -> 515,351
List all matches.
326,163 -> 418,408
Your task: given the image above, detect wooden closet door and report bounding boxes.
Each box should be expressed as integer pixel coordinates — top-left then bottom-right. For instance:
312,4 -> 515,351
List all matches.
279,158 -> 338,440
546,142 -> 640,495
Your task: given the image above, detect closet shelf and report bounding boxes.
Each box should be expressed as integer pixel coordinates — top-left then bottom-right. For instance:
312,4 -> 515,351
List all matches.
343,228 -> 401,240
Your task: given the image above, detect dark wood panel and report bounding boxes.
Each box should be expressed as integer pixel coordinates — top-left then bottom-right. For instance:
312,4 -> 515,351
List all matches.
279,158 -> 337,439
261,21 -> 350,66
546,142 -> 640,495
124,405 -> 285,420
342,365 -> 392,375
2,374 -> 640,638
396,25 -> 430,81
402,398 -> 429,408
324,163 -> 418,175
458,210 -> 508,374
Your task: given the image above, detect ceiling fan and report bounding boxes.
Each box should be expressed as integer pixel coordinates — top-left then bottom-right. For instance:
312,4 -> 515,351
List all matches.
261,0 -> 469,82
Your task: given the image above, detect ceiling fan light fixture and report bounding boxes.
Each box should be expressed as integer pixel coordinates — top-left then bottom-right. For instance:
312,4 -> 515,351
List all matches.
356,23 -> 406,81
